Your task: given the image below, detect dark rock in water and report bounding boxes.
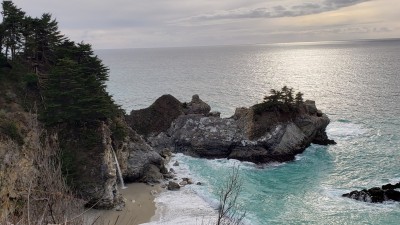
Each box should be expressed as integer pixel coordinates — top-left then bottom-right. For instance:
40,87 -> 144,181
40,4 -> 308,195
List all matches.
342,182 -> 400,203
167,181 -> 180,191
196,182 -> 202,185
385,189 -> 400,201
173,160 -> 179,166
163,173 -> 175,179
382,182 -> 400,190
182,177 -> 193,184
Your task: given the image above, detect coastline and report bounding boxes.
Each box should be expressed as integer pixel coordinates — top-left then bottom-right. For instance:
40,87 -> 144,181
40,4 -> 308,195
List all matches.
88,183 -> 159,225
141,153 -> 219,225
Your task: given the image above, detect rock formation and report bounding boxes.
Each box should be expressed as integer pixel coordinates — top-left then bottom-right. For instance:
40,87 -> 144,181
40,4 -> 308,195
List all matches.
126,94 -> 212,136
342,182 -> 400,203
126,94 -> 185,136
140,94 -> 335,164
113,126 -> 164,183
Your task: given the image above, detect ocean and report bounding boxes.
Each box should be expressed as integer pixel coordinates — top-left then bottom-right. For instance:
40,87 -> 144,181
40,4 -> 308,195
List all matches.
96,39 -> 400,225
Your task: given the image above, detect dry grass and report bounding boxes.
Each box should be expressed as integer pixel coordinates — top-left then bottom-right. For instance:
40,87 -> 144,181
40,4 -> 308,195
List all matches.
1,112 -> 88,224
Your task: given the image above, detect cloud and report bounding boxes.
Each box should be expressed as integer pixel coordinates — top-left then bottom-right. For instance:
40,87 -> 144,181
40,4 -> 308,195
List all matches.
184,0 -> 370,22
8,0 -> 399,48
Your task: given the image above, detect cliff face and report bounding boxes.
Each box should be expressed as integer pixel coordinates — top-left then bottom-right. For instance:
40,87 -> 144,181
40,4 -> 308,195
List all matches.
112,120 -> 164,183
140,95 -> 335,164
58,122 -> 122,209
0,101 -> 165,216
0,108 -> 86,220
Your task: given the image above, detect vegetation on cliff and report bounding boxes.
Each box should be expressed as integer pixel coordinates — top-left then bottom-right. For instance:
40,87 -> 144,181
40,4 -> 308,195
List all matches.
0,1 -> 128,221
0,1 -> 120,126
254,86 -> 304,114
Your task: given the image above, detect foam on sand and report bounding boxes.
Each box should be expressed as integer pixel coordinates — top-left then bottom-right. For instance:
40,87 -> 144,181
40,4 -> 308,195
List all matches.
141,154 -> 218,225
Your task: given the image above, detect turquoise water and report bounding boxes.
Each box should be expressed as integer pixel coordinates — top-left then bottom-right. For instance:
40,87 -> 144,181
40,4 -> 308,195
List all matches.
97,39 -> 400,224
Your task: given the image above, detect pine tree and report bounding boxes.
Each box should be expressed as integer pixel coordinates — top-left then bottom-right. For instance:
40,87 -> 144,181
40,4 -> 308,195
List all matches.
42,43 -> 117,125
1,1 -> 25,60
295,92 -> 304,104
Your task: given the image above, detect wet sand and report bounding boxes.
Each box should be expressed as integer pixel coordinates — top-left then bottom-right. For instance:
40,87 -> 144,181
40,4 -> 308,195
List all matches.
89,183 -> 159,225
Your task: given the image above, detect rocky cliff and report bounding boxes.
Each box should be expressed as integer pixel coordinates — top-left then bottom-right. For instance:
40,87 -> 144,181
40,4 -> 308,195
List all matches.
131,95 -> 335,164
0,100 -> 166,218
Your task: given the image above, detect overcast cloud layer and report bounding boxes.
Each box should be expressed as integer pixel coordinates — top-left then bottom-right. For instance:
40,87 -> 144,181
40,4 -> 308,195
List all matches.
9,0 -> 400,49
185,0 -> 370,21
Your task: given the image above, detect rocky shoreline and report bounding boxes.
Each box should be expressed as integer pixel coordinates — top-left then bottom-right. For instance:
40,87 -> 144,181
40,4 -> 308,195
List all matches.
1,93 -> 335,212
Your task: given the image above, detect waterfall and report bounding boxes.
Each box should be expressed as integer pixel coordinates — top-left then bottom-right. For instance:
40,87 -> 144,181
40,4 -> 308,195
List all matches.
112,148 -> 127,189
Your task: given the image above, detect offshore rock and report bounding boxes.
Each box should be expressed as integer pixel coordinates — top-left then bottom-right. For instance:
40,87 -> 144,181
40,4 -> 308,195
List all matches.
342,182 -> 400,203
148,95 -> 335,164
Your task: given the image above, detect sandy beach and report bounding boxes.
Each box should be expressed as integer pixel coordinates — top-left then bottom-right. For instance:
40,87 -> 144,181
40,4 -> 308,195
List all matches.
89,183 -> 159,225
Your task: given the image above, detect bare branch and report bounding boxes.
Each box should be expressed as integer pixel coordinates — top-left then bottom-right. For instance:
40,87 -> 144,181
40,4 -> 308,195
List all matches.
216,165 -> 246,225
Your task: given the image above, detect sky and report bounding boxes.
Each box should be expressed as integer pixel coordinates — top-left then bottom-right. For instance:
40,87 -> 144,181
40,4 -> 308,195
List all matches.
9,0 -> 400,49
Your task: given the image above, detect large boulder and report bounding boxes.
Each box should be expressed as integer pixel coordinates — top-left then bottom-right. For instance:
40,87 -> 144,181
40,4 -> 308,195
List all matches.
126,94 -> 184,136
167,181 -> 181,191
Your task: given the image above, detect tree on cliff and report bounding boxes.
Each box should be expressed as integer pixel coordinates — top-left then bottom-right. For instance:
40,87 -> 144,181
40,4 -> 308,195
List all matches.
42,43 -> 117,125
295,92 -> 304,105
0,1 -> 118,125
22,13 -> 64,64
1,1 -> 25,60
255,86 -> 304,114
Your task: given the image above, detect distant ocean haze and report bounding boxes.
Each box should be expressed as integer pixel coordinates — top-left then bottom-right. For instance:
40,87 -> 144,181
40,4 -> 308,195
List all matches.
96,39 -> 400,225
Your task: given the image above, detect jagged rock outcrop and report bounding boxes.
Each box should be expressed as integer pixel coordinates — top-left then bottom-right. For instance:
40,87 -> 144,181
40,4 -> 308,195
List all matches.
114,128 -> 164,183
126,94 -> 212,136
145,95 -> 335,164
342,182 -> 400,203
126,94 -> 185,136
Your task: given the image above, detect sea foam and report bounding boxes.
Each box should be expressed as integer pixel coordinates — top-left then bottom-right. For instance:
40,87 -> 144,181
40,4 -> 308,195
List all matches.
326,120 -> 368,139
141,154 -> 218,225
